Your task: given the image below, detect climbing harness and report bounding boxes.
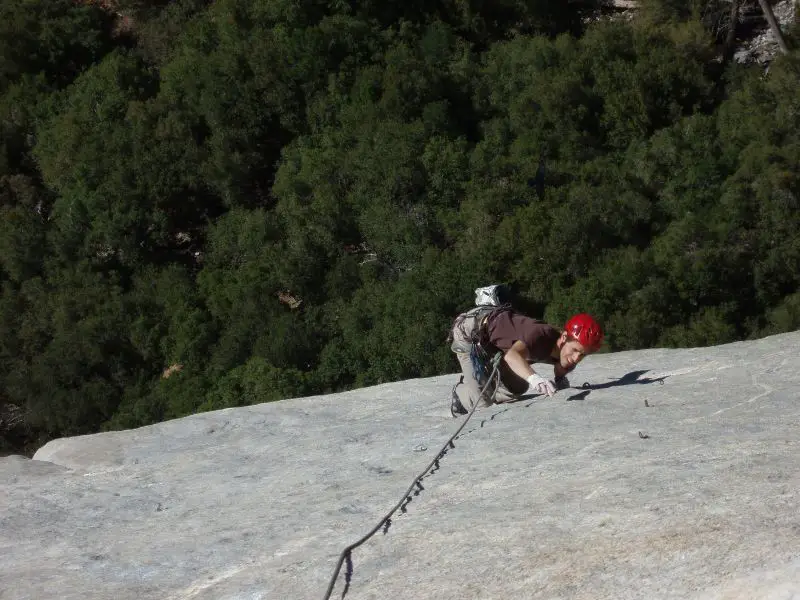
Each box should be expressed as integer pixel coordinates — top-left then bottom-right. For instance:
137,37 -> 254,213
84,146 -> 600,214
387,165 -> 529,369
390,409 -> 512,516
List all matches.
450,303 -> 513,351
470,338 -> 500,392
321,352 -> 504,600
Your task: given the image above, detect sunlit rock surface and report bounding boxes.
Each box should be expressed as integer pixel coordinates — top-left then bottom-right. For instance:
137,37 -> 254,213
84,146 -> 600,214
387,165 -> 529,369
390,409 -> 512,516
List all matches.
2,332 -> 800,599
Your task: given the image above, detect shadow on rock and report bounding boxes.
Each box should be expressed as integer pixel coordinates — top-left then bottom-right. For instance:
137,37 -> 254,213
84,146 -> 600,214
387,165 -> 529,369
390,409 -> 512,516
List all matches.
565,390 -> 590,401
457,370 -> 667,436
578,369 -> 668,390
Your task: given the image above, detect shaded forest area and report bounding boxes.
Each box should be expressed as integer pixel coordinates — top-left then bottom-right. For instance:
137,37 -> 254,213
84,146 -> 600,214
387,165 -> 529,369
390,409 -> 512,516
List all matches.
1,0 -> 798,454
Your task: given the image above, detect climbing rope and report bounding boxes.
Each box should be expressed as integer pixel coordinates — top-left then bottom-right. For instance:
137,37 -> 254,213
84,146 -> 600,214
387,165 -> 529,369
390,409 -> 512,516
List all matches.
321,352 -> 504,600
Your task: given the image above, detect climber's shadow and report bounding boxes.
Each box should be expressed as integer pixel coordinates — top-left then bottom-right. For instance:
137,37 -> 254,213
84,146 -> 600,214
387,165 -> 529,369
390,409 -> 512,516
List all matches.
565,390 -> 590,402
579,369 -> 669,391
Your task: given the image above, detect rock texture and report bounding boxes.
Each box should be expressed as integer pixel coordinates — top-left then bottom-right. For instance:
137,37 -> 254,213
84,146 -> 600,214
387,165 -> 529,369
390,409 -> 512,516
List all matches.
735,0 -> 797,64
2,332 -> 800,600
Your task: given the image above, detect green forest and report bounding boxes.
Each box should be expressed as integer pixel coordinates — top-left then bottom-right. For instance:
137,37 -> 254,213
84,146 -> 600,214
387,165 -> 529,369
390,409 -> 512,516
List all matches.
1,0 -> 798,454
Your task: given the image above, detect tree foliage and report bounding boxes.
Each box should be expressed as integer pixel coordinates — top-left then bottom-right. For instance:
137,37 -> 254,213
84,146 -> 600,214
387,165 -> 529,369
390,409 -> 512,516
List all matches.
1,0 -> 798,452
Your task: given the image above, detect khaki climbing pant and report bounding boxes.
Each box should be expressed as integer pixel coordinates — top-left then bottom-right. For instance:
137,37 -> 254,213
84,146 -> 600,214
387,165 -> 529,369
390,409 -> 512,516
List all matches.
450,310 -> 518,410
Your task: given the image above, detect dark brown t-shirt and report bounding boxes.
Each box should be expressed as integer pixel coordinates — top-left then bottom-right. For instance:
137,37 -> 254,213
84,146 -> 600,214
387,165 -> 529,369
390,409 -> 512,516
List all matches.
484,311 -> 562,395
485,312 -> 560,362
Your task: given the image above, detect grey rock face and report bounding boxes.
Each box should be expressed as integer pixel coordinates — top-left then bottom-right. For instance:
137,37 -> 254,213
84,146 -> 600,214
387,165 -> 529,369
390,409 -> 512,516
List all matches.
2,332 -> 800,599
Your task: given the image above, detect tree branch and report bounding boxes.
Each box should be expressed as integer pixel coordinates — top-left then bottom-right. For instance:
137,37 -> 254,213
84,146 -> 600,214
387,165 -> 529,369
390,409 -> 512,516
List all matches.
756,0 -> 790,54
723,0 -> 740,64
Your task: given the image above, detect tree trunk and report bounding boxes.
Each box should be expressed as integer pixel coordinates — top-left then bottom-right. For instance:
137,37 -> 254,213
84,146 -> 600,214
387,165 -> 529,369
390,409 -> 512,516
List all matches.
756,0 -> 790,54
723,0 -> 740,65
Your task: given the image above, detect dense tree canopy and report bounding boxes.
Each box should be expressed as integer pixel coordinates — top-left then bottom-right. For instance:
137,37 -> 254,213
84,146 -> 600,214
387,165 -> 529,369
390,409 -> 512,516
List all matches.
1,0 -> 797,453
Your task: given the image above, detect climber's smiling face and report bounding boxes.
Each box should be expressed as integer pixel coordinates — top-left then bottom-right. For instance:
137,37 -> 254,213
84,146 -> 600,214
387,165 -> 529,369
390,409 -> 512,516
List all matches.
557,332 -> 588,371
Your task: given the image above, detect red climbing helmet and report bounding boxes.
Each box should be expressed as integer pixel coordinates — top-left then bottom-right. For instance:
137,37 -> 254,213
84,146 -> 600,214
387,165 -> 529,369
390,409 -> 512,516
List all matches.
564,313 -> 603,352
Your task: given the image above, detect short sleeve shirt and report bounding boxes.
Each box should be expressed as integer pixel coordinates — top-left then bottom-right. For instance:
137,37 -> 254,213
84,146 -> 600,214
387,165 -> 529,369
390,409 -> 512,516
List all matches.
485,312 -> 560,363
